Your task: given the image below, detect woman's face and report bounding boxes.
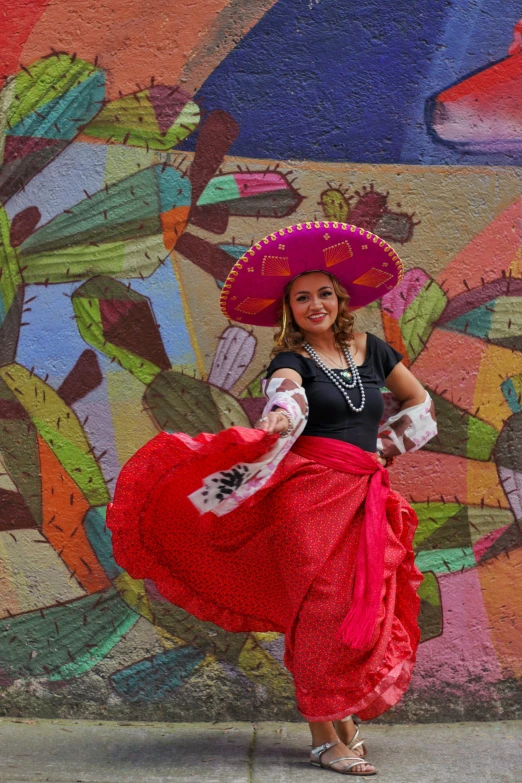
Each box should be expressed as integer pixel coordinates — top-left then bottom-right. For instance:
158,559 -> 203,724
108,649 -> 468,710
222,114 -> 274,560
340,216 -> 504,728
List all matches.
288,272 -> 339,336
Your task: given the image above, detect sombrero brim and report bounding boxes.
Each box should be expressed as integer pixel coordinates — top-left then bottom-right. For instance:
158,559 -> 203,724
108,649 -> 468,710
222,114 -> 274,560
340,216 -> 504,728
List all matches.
219,221 -> 404,327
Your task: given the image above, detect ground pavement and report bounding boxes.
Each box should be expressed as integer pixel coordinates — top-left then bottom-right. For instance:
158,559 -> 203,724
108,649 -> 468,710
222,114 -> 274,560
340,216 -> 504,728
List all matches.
0,718 -> 520,782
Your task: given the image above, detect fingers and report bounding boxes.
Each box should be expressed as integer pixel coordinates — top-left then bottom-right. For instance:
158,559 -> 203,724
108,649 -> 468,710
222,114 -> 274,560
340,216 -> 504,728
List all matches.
255,415 -> 274,432
254,412 -> 285,434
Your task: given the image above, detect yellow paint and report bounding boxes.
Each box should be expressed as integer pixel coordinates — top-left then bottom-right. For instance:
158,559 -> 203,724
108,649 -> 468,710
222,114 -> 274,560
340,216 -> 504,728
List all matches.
0,452 -> 16,492
466,460 -> 510,508
508,246 -> 522,278
253,631 -> 283,643
106,370 -> 159,465
170,251 -> 207,378
114,572 -> 154,622
0,529 -> 84,618
473,344 -> 522,429
113,571 -> 185,650
467,507 -> 514,545
238,635 -> 294,698
0,533 -> 23,619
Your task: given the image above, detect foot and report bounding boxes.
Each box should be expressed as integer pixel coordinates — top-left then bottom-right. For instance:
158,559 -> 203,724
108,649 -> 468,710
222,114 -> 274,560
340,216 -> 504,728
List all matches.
333,717 -> 366,757
311,741 -> 376,775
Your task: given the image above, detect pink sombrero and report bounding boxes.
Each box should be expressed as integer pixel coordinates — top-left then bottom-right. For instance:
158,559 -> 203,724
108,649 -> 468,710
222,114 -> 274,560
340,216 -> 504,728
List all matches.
220,221 -> 404,326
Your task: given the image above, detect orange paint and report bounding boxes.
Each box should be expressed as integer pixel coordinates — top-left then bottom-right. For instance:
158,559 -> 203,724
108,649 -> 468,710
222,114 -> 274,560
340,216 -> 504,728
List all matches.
392,450 -> 508,508
22,0 -> 235,98
412,328 -> 485,414
39,435 -> 110,593
478,547 -> 522,678
161,206 -> 191,251
436,198 -> 521,298
382,311 -> 410,366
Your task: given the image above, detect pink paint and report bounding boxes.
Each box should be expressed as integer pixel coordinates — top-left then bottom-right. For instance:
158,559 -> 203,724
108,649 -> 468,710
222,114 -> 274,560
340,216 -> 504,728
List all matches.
413,567 -> 502,685
233,171 -> 290,196
411,328 -> 484,412
435,199 -> 521,299
381,268 -> 429,319
473,525 -> 509,562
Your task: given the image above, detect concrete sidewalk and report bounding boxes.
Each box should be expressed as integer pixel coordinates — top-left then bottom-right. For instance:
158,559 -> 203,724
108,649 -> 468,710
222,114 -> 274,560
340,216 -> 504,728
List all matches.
0,718 -> 520,783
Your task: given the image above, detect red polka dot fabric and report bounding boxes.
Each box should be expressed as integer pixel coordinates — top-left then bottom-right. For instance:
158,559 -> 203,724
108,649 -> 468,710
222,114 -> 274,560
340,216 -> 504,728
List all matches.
107,426 -> 421,721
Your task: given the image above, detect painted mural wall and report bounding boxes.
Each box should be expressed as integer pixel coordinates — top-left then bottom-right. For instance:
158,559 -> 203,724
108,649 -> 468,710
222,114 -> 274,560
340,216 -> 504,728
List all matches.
0,0 -> 521,721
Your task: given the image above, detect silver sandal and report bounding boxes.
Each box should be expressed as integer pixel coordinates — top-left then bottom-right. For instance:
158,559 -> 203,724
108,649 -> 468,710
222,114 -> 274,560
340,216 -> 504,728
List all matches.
347,725 -> 367,756
333,720 -> 368,756
310,741 -> 377,776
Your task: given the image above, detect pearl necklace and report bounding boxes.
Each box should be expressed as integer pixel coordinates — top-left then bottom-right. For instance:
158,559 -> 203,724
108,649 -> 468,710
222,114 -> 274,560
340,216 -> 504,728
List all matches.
304,342 -> 366,413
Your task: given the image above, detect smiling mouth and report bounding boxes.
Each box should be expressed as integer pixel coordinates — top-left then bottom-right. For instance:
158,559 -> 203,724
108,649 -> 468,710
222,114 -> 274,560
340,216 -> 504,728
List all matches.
308,313 -> 328,322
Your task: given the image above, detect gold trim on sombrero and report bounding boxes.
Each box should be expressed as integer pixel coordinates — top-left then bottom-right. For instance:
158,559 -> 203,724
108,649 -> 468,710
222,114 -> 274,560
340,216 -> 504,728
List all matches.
236,297 -> 276,314
323,240 -> 353,268
352,267 -> 394,288
262,255 -> 291,276
219,222 -> 405,322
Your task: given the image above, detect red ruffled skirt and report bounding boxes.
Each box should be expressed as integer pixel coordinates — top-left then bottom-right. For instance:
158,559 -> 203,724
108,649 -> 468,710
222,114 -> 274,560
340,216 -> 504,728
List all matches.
107,426 -> 421,721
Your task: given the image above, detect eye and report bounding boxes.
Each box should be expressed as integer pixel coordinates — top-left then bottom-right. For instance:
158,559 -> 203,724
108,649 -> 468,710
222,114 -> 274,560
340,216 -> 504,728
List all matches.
321,290 -> 333,297
296,295 -> 308,302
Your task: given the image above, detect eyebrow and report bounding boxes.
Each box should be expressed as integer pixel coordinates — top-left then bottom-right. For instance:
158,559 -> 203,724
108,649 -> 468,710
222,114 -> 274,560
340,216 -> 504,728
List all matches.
294,285 -> 333,295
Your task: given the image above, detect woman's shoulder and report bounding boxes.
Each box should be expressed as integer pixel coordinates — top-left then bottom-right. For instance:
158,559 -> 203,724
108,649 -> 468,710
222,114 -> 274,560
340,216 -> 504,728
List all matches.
365,331 -> 396,350
364,332 -> 403,374
352,331 -> 369,349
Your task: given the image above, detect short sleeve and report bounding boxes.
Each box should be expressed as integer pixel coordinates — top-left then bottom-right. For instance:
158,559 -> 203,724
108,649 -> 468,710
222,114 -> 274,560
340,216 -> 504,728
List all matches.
368,333 -> 403,380
265,352 -> 316,380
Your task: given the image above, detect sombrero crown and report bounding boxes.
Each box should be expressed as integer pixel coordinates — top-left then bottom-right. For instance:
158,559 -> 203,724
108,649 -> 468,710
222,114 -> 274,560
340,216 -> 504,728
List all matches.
220,221 -> 404,327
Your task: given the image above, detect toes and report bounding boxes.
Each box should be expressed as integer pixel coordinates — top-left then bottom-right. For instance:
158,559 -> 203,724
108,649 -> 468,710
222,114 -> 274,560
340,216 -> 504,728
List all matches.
351,762 -> 374,774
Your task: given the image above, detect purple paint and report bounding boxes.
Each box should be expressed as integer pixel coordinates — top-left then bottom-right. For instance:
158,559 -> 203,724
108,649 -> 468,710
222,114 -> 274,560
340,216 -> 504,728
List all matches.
414,568 -> 502,685
381,268 -> 430,319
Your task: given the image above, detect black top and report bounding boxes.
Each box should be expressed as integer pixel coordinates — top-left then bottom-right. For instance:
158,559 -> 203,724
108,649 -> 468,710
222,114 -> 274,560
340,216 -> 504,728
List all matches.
265,333 -> 403,452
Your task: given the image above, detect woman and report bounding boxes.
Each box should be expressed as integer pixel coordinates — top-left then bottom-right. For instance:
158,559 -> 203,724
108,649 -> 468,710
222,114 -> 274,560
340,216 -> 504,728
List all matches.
107,222 -> 437,777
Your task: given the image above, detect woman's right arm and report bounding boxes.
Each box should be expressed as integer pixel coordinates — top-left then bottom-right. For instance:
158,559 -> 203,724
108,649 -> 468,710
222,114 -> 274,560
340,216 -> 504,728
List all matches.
254,368 -> 303,435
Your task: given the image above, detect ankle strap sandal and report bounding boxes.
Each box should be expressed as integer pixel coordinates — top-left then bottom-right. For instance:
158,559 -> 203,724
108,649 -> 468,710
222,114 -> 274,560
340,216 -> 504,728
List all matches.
310,741 -> 377,776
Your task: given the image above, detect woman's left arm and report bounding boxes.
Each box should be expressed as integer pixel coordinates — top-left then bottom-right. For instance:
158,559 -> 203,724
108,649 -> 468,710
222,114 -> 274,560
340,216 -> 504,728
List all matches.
384,361 -> 426,410
377,361 -> 437,462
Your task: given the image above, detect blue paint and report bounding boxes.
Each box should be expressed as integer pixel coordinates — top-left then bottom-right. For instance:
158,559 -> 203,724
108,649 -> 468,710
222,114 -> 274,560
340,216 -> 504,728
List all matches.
84,505 -> 123,581
215,245 -> 249,287
183,0 -> 519,165
5,143 -> 108,228
157,166 -> 191,212
8,70 -> 106,140
16,258 -> 195,388
110,645 -> 205,702
501,377 -> 522,413
71,366 -> 120,488
15,281 -> 90,384
442,300 -> 495,339
126,258 -> 196,367
218,244 -> 249,259
415,547 -> 476,574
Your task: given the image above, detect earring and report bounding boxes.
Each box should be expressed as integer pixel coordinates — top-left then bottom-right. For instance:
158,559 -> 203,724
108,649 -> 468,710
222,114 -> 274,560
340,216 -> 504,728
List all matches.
277,302 -> 288,345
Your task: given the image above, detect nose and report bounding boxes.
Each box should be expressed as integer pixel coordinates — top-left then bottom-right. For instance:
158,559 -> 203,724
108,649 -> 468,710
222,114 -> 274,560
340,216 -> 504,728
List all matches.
308,294 -> 325,310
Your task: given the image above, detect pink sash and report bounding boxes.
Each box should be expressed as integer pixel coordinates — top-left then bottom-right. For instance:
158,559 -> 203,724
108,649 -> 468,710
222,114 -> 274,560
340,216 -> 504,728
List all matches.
292,435 -> 390,651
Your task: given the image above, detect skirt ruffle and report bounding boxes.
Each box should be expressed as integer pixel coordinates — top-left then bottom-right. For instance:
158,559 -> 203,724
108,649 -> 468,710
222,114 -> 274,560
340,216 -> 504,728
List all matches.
107,426 -> 422,721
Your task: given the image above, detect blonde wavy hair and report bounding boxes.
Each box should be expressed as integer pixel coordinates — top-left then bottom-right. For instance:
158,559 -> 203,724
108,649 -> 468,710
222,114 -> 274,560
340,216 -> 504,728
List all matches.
272,272 -> 355,355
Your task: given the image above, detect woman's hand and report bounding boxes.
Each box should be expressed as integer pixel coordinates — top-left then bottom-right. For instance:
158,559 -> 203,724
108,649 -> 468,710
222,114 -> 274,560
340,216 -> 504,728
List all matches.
255,410 -> 291,435
375,451 -> 387,467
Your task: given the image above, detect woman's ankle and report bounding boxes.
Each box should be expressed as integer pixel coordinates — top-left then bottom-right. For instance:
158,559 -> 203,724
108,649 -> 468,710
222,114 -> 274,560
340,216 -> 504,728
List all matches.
309,719 -> 340,748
